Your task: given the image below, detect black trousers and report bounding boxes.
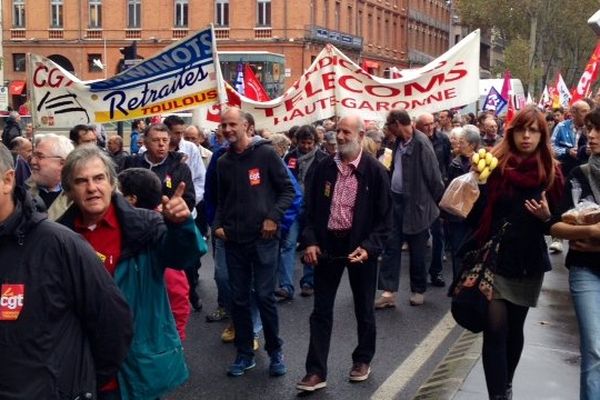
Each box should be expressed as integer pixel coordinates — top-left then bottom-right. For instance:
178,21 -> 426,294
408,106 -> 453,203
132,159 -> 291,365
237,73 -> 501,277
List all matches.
305,232 -> 378,379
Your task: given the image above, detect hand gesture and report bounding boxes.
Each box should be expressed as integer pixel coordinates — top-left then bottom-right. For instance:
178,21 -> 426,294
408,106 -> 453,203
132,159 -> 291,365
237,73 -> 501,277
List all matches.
524,191 -> 551,221
161,182 -> 190,224
348,246 -> 368,263
261,218 -> 278,239
214,227 -> 227,241
304,245 -> 322,265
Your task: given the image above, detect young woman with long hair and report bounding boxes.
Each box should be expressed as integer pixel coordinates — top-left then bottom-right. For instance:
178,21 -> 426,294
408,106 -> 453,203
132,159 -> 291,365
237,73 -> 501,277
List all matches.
549,107 -> 600,400
464,105 -> 564,399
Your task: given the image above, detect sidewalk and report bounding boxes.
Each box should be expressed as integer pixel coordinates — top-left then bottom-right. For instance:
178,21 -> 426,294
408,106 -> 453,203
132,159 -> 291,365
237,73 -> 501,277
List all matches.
452,259 -> 581,400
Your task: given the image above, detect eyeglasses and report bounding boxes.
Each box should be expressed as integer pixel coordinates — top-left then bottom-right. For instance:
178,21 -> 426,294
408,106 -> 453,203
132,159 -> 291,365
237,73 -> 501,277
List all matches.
31,152 -> 63,161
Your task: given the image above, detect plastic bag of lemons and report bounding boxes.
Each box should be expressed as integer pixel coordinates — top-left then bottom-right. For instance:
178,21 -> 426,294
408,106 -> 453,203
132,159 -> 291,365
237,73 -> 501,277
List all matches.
472,149 -> 498,183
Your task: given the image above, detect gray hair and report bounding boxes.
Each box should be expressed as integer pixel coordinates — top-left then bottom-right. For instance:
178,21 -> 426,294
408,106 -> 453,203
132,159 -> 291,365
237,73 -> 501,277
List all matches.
35,133 -> 74,159
269,133 -> 291,150
462,124 -> 481,149
0,143 -> 14,174
61,145 -> 117,194
366,128 -> 384,142
9,136 -> 29,151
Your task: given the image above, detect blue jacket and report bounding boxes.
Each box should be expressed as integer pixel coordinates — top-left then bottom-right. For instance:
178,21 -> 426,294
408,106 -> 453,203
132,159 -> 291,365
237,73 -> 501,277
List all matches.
552,119 -> 577,160
59,194 -> 205,400
280,163 -> 303,233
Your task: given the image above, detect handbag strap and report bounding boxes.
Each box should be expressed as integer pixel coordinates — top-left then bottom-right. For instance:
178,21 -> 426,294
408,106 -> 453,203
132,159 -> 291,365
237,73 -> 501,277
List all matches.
581,164 -> 600,204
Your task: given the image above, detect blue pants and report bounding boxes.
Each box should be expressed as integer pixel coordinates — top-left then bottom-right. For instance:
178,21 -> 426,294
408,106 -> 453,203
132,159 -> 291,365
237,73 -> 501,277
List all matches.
225,239 -> 282,358
215,238 -> 262,335
569,266 -> 600,400
277,219 -> 300,296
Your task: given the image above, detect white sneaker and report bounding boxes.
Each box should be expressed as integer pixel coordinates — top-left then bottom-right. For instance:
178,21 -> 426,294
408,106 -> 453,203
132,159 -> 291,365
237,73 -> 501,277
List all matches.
549,239 -> 563,253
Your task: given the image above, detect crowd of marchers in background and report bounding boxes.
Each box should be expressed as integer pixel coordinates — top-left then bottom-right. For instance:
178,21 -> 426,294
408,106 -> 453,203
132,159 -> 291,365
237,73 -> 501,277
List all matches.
1,94 -> 600,400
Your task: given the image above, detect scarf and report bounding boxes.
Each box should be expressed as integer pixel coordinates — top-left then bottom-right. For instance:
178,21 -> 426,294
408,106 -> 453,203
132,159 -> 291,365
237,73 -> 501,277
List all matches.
297,147 -> 318,187
475,155 -> 564,243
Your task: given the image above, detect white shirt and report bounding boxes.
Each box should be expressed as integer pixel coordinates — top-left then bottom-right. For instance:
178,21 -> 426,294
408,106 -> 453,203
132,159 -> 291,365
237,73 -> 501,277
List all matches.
175,139 -> 206,204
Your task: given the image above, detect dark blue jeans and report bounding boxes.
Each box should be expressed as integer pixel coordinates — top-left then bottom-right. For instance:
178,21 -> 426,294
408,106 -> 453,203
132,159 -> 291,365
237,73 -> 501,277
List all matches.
378,193 -> 428,294
225,238 -> 283,358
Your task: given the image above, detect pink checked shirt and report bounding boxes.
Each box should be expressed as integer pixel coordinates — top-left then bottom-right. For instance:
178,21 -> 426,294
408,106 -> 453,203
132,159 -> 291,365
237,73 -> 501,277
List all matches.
327,151 -> 362,230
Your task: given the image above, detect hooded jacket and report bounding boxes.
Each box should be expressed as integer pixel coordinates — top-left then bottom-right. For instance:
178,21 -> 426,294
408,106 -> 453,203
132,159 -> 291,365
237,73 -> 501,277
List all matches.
214,139 -> 295,244
0,187 -> 133,400
58,194 -> 205,400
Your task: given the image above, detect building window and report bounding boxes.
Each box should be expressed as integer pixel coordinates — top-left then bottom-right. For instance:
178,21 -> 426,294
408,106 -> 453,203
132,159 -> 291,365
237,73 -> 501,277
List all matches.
357,9 -> 362,36
89,0 -> 102,28
347,5 -> 352,33
50,0 -> 63,28
257,0 -> 271,26
174,0 -> 188,27
323,0 -> 328,27
88,54 -> 103,72
215,0 -> 229,26
13,0 -> 26,28
335,1 -> 340,31
310,0 -> 316,25
13,53 -> 26,72
368,13 -> 373,44
128,0 -> 141,28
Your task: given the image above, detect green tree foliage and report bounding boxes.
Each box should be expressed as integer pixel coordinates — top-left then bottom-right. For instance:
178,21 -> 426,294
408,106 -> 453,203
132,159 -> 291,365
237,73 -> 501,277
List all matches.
457,0 -> 600,94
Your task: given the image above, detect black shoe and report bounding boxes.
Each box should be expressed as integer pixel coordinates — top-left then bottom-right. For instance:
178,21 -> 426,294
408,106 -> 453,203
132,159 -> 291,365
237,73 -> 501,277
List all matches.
191,299 -> 203,312
274,288 -> 293,303
430,274 -> 446,287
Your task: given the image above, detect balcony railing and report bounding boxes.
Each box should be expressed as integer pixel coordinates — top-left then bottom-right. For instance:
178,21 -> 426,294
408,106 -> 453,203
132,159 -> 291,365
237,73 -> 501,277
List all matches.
214,27 -> 230,39
86,29 -> 103,39
172,28 -> 188,39
408,9 -> 450,33
254,27 -> 272,39
48,29 -> 64,39
10,29 -> 26,39
125,29 -> 141,39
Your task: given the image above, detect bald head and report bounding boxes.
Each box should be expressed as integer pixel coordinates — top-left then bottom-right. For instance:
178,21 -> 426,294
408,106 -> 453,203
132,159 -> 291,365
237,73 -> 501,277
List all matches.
571,100 -> 591,126
336,115 -> 365,162
415,113 -> 435,137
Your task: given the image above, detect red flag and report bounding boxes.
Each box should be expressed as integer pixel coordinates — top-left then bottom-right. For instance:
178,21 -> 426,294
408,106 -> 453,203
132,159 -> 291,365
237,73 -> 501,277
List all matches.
571,41 -> 600,104
501,70 -> 515,124
243,64 -> 270,102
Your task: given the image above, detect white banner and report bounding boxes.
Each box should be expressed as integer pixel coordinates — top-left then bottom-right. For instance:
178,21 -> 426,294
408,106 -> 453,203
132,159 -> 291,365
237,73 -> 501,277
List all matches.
201,29 -> 480,132
28,26 -> 222,129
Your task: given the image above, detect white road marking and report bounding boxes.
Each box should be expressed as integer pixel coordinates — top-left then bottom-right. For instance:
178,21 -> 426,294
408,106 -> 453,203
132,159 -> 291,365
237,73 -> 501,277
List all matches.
371,311 -> 457,400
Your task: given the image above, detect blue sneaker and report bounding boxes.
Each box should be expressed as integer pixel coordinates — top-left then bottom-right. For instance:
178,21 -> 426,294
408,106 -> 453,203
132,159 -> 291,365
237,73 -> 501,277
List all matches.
227,355 -> 256,377
269,351 -> 287,377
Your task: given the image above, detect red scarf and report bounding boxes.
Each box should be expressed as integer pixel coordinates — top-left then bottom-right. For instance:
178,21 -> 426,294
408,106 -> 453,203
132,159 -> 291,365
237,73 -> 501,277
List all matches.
475,155 -> 564,243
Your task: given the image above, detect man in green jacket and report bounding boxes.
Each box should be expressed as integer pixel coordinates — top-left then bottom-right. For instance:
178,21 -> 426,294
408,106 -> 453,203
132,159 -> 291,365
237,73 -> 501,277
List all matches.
58,145 -> 205,400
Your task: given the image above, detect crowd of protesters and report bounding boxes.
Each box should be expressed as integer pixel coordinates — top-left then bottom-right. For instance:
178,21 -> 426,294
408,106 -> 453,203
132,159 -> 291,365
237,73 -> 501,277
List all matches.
1,98 -> 600,400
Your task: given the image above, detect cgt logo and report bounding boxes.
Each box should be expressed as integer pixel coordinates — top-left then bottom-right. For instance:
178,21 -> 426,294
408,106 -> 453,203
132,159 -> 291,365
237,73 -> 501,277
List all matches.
1,284 -> 25,321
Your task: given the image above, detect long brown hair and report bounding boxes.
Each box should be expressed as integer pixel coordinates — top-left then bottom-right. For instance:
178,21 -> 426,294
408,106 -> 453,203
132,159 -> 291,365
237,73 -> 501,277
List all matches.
492,105 -> 559,188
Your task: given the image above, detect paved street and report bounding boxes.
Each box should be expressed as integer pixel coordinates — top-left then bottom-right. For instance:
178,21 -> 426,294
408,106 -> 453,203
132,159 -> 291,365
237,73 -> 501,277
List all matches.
172,244 -> 579,400
173,246 -> 459,400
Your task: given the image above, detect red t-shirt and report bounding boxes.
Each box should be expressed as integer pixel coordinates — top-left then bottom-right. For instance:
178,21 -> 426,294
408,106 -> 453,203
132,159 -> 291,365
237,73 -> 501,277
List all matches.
74,203 -> 122,391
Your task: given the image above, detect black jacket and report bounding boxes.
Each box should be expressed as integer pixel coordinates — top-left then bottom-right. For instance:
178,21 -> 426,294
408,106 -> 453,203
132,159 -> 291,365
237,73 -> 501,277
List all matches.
284,148 -> 329,184
303,153 -> 392,257
0,188 -> 133,400
428,130 -> 452,184
2,119 -> 21,145
123,151 -> 195,211
552,165 -> 600,269
214,139 -> 295,243
465,174 -> 557,278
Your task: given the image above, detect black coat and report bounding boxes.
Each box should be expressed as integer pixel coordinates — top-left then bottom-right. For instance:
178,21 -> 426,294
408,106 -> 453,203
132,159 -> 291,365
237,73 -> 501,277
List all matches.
0,188 -> 132,400
303,153 -> 392,258
123,151 -> 195,211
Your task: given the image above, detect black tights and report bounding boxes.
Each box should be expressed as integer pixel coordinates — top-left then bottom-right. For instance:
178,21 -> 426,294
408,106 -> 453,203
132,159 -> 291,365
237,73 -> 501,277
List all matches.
482,299 -> 529,398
